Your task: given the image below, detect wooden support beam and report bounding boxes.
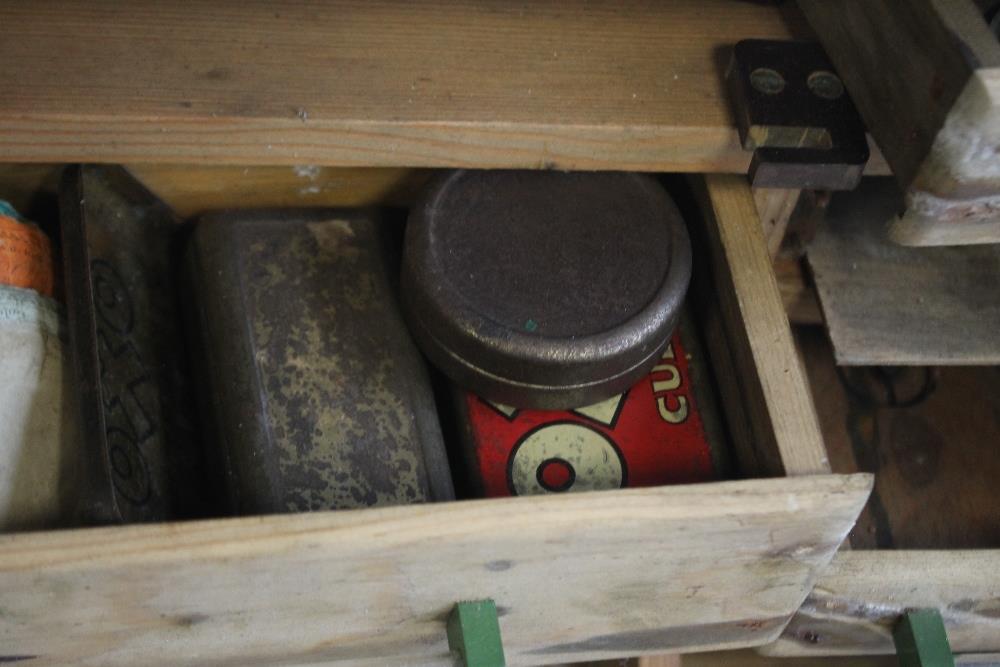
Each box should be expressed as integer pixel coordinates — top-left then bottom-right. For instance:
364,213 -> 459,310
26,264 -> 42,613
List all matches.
799,0 -> 1000,245
0,1 -> 815,172
694,174 -> 829,477
753,188 -> 801,259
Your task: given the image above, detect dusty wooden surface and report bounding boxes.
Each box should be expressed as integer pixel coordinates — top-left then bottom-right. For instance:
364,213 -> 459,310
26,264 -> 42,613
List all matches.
807,178 -> 1000,365
795,326 -> 1000,550
767,549 -> 1000,656
0,475 -> 870,666
892,68 -> 1000,245
130,164 -> 432,217
0,0 -> 813,171
800,0 -> 1000,245
0,163 -> 432,218
634,649 -> 999,665
636,649 -> 897,666
695,174 -> 829,477
774,258 -> 822,326
753,188 -> 801,260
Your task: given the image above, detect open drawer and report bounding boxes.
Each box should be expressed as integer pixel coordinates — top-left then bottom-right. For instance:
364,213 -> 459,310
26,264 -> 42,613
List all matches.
0,165 -> 870,666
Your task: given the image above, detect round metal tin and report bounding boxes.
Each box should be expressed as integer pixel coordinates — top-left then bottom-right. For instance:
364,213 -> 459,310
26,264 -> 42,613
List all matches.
402,170 -> 692,410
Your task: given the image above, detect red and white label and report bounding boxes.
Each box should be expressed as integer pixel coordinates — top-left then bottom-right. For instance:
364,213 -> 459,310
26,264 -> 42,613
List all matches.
463,329 -> 717,497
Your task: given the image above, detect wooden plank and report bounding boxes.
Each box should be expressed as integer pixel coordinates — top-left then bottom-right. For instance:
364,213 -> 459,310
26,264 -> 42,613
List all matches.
765,550 -> 1000,657
0,475 -> 871,666
753,188 -> 800,260
128,164 -> 432,217
0,164 -> 431,219
807,178 -> 1000,365
799,0 -> 1000,245
694,174 -> 829,476
892,68 -> 1000,245
0,0 -> 814,170
642,649 -> 898,666
636,649 -> 992,666
774,257 -> 822,326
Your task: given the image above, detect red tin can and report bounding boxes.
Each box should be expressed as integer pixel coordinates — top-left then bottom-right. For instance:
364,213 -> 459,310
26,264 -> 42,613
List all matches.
454,316 -> 727,497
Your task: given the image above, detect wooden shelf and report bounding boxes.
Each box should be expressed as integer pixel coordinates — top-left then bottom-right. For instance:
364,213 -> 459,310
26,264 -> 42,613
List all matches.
0,0 -> 811,170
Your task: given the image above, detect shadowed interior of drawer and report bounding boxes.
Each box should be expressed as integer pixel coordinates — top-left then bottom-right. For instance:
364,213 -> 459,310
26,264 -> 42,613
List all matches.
0,163 -> 879,666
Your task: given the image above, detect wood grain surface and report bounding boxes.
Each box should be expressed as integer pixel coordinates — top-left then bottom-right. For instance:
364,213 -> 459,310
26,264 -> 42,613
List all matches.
800,0 -> 1000,245
807,178 -> 1000,365
0,1 -> 810,170
767,549 -> 1000,656
753,188 -> 800,260
695,174 -> 829,477
0,475 -> 870,666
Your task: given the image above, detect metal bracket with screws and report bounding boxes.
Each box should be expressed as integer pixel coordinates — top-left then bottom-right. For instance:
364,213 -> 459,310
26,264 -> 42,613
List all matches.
727,39 -> 870,190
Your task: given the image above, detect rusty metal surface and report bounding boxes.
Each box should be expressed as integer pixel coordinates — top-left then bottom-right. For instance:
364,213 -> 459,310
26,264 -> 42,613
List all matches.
60,165 -> 205,523
727,40 -> 870,190
186,209 -> 453,515
402,170 -> 692,410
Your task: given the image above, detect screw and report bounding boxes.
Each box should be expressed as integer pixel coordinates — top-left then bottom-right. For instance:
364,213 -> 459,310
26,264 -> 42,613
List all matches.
808,70 -> 845,100
750,67 -> 785,95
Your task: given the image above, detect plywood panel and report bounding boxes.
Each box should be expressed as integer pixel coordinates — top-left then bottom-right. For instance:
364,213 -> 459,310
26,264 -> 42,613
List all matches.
807,178 -> 1000,365
800,0 -> 1000,245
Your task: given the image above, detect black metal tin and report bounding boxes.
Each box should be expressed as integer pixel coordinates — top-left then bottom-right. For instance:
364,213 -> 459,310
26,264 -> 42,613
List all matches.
184,209 -> 454,515
60,165 -> 206,523
402,170 -> 692,410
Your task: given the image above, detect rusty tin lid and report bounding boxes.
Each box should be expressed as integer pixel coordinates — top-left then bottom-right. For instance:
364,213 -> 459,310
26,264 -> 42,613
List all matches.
402,170 -> 692,410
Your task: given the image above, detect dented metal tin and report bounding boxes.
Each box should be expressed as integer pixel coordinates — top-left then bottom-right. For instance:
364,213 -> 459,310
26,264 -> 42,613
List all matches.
185,209 -> 454,515
60,165 -> 206,524
402,170 -> 693,410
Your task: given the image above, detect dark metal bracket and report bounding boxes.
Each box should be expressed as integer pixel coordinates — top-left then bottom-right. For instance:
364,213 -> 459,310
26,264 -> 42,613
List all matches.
727,39 -> 870,190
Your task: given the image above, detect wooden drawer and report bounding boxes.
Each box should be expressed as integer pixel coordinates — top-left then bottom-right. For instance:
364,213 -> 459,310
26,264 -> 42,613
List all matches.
0,1 -> 889,664
0,165 -> 869,665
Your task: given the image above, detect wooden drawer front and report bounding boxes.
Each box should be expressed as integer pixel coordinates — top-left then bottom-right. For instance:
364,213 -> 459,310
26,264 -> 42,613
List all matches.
0,475 -> 870,666
0,164 -> 869,665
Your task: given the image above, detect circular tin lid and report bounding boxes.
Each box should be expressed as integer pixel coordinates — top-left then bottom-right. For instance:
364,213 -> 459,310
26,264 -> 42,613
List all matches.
402,170 -> 692,409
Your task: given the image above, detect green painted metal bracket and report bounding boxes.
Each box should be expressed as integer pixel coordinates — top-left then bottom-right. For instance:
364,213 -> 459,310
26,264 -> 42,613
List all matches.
894,609 -> 955,667
447,599 -> 506,667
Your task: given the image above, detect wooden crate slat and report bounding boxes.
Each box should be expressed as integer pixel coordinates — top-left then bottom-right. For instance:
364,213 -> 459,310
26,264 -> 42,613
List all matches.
799,0 -> 1000,245
807,178 -> 1000,365
694,174 -> 830,477
0,475 -> 871,666
765,549 -> 1000,657
0,0 -> 812,170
